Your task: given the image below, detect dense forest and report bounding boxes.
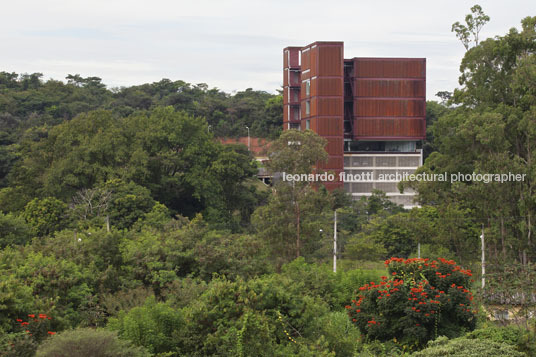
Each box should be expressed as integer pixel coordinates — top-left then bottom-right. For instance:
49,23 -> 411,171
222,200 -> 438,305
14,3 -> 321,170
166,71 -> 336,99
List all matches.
0,6 -> 536,357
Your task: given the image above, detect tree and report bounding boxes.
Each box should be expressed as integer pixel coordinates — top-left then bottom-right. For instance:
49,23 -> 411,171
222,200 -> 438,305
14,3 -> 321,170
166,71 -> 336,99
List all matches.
451,5 -> 490,50
0,213 -> 33,247
253,130 -> 331,263
347,258 -> 476,348
407,16 -> 536,264
108,297 -> 184,355
22,197 -> 67,237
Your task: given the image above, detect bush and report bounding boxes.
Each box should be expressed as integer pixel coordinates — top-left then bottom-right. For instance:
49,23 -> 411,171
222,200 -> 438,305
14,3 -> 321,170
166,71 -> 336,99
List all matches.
280,257 -> 383,309
466,325 -> 536,356
0,332 -> 38,357
411,336 -> 525,356
108,296 -> 184,355
0,212 -> 33,248
347,258 -> 476,349
180,274 -> 337,356
22,197 -> 68,237
35,328 -> 149,357
315,311 -> 361,356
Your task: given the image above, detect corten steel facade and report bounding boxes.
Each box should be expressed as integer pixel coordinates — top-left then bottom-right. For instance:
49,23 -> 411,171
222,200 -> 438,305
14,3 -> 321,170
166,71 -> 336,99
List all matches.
283,41 -> 426,208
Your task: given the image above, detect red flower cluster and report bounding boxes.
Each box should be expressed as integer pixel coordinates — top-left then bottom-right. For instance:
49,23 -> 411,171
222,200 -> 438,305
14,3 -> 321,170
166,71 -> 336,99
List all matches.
349,257 -> 476,346
14,313 -> 55,338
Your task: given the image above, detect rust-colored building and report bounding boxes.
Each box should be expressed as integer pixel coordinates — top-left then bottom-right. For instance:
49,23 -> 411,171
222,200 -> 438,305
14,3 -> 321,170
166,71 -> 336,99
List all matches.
283,41 -> 425,208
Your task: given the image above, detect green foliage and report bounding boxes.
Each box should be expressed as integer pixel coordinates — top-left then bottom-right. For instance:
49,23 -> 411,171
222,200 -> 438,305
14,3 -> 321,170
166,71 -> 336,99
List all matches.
0,244 -> 97,330
315,311 -> 361,356
192,231 -> 271,280
0,212 -> 33,247
466,325 -> 536,356
180,274 -> 335,356
353,211 -> 416,258
411,335 -> 524,356
345,232 -> 389,261
252,186 -> 333,265
347,258 -> 476,349
5,106 -> 262,230
408,16 -> 536,263
0,332 -> 38,357
109,296 -> 183,354
280,258 -> 384,309
35,328 -> 150,357
133,202 -> 171,231
0,258 -> 35,334
102,179 -> 156,230
451,5 -> 490,50
22,197 -> 67,237
265,129 -> 328,176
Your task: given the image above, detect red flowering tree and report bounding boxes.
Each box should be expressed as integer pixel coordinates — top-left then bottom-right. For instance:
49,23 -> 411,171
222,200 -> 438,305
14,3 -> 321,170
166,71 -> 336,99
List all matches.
1,313 -> 56,355
347,258 -> 476,348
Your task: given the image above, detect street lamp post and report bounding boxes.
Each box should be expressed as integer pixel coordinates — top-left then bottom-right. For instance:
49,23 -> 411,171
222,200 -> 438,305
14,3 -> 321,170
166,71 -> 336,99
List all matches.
245,126 -> 250,151
333,210 -> 337,273
319,210 -> 338,274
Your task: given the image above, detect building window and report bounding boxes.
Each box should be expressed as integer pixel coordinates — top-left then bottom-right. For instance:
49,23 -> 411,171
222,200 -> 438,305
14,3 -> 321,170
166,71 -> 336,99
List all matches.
306,119 -> 310,130
305,80 -> 310,96
305,101 -> 310,115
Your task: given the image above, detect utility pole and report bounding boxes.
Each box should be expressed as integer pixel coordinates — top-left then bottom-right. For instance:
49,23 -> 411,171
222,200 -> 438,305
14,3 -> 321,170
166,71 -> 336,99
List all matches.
481,224 -> 485,289
245,126 -> 250,151
418,242 -> 421,259
333,210 -> 337,273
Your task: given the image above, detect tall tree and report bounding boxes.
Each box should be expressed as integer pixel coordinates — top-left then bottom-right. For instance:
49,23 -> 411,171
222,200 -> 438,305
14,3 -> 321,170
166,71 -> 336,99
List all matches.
408,15 -> 536,263
252,130 -> 331,264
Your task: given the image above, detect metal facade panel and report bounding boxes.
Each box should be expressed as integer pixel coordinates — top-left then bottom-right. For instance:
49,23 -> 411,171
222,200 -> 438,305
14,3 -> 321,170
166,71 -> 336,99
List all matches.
310,46 -> 318,78
354,118 -> 425,137
353,58 -> 425,78
354,99 -> 425,117
317,77 -> 343,96
301,48 -> 311,70
324,137 -> 344,155
314,117 -> 343,136
310,77 -> 317,97
318,45 -> 344,76
318,97 -> 344,116
318,156 -> 344,170
354,79 -> 425,98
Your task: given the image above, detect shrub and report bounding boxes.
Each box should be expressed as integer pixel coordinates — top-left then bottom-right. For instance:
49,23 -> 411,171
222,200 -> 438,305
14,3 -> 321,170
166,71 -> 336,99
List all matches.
466,325 -> 536,356
22,197 -> 67,237
0,212 -> 33,248
0,332 -> 38,357
108,296 -> 184,355
411,336 -> 525,356
0,313 -> 56,357
347,258 -> 476,349
315,311 -> 361,356
280,257 -> 383,309
180,274 -> 336,356
35,328 -> 149,357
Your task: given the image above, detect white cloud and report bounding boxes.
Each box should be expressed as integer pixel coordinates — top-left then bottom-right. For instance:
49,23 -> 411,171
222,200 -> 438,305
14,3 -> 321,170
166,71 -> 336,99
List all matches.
1,0 -> 535,99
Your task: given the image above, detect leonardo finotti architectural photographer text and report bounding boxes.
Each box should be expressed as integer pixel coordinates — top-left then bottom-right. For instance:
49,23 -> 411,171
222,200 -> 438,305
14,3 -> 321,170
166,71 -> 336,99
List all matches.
282,172 -> 526,184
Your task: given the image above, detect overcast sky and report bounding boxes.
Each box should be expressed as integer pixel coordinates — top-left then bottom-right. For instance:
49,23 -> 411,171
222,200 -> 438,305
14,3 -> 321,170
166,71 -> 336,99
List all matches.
1,0 -> 534,100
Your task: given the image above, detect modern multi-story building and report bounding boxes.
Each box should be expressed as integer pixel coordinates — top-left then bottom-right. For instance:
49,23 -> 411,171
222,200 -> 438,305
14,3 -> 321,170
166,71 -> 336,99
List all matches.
283,41 -> 425,208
